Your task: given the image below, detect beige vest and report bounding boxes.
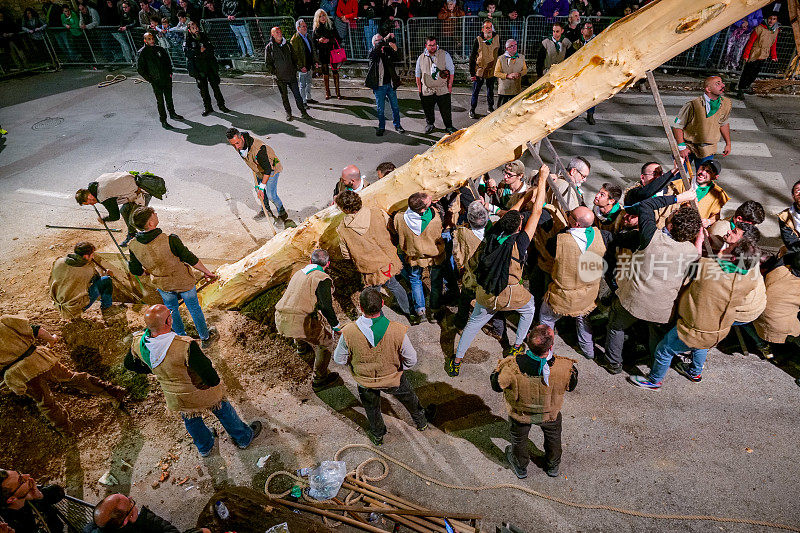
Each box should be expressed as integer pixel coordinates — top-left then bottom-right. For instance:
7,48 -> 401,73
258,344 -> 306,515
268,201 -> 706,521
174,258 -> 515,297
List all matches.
0,315 -> 60,395
242,137 -> 283,183
495,354 -> 574,424
48,257 -> 98,319
534,204 -> 567,273
476,234 -> 532,311
747,24 -> 779,62
419,48 -> 450,96
274,267 -> 332,345
733,271 -> 767,323
676,258 -> 759,349
541,38 -> 570,73
337,207 -> 402,286
96,171 -> 143,204
452,225 -> 483,292
659,179 -> 730,224
132,332 -> 225,414
495,54 -> 526,95
128,233 -> 197,292
616,230 -> 699,324
474,35 -> 499,78
545,231 -> 606,317
753,265 -> 800,343
682,96 -> 733,159
342,321 -> 407,389
394,210 -> 445,267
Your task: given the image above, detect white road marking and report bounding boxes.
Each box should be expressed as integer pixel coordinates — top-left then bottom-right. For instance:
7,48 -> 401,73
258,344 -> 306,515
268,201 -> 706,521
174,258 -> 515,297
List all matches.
570,132 -> 771,158
612,93 -> 747,108
14,188 -> 190,212
590,113 -> 759,131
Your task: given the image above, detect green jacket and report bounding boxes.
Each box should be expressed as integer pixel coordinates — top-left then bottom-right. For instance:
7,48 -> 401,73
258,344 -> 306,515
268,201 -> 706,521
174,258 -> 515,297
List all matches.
61,12 -> 82,36
290,32 -> 314,71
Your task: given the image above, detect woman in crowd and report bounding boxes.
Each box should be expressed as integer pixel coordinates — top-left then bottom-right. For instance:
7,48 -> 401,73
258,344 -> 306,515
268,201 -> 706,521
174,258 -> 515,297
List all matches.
21,8 -> 49,61
312,8 -> 344,99
184,20 -> 230,115
722,20 -> 750,71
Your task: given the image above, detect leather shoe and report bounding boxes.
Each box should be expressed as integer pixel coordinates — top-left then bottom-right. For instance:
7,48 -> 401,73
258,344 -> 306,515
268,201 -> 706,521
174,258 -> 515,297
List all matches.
169,113 -> 184,120
376,128 -> 385,136
218,105 -> 231,112
424,124 -> 435,134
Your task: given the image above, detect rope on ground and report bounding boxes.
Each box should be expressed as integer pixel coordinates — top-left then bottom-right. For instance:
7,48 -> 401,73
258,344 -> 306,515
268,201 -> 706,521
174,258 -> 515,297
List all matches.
266,443 -> 800,532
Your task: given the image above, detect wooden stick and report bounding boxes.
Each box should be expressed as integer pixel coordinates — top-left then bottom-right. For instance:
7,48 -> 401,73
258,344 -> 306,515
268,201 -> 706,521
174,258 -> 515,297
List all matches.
46,224 -> 121,232
526,141 -> 570,218
331,496 -> 368,524
289,500 -> 480,520
267,497 -> 387,533
361,494 -> 445,533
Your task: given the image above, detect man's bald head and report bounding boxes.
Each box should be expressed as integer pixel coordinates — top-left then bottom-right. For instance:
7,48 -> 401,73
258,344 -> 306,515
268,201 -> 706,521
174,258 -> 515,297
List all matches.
340,165 -> 362,189
703,75 -> 725,97
143,304 -> 172,333
571,206 -> 594,228
93,493 -> 135,529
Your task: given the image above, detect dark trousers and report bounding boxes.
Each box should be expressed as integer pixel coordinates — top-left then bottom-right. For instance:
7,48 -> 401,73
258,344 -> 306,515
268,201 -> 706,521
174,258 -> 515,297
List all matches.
357,373 -> 427,438
739,59 -> 764,92
420,92 -> 453,128
496,94 -> 514,106
196,75 -> 225,111
605,297 -> 667,367
277,78 -> 306,116
152,79 -> 176,122
470,77 -> 495,112
509,411 -> 562,470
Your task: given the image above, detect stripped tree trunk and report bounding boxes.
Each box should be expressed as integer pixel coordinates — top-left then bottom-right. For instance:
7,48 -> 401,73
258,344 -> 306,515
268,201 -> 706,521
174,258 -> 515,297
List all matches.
201,0 -> 772,310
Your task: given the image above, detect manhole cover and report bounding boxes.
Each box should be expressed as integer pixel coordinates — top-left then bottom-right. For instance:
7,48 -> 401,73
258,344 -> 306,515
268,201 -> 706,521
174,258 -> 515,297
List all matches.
103,113 -> 116,118
31,117 -> 64,131
762,112 -> 800,130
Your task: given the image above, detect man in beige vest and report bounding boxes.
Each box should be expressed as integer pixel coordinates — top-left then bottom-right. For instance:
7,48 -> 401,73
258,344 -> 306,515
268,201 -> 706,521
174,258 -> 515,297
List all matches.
541,206 -> 609,360
274,249 -> 341,391
333,287 -> 431,446
536,21 -> 570,78
226,127 -> 295,227
738,12 -> 780,95
630,238 -> 761,389
753,253 -> 800,355
332,164 -> 370,201
494,38 -> 526,107
335,191 -> 410,317
547,156 -> 590,212
125,304 -> 262,456
75,171 -> 150,246
394,191 -> 446,324
468,19 -> 499,119
0,314 -> 125,435
128,207 -> 219,348
672,76 -> 732,167
453,201 -> 490,329
604,192 -> 701,374
491,325 -> 577,478
415,36 -> 456,134
49,241 -> 121,321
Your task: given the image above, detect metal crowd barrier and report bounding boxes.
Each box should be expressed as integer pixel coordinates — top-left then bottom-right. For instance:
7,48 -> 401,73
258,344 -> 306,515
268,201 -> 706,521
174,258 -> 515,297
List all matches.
200,16 -> 294,60
0,31 -> 57,76
336,17 -> 407,63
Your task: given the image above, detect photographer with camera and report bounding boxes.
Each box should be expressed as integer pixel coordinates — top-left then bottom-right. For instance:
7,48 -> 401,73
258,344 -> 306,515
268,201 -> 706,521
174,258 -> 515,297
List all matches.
365,32 -> 405,136
415,36 -> 457,135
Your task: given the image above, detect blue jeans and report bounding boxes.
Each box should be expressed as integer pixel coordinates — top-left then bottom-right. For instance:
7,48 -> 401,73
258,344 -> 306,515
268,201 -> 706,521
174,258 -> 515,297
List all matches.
157,287 -> 210,340
373,84 -> 401,130
182,400 -> 253,454
259,171 -> 284,213
649,326 -> 708,383
230,23 -> 254,56
470,77 -> 495,112
694,31 -> 721,68
363,19 -> 378,55
111,31 -> 134,63
298,70 -> 312,104
403,263 -> 444,314
86,276 -> 113,310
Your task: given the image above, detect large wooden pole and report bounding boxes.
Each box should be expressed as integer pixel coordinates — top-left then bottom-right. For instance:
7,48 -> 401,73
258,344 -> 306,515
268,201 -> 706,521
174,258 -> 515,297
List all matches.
200,0 -> 772,310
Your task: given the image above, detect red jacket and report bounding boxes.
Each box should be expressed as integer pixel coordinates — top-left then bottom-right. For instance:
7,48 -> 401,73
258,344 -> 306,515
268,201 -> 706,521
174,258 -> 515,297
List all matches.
336,0 -> 358,27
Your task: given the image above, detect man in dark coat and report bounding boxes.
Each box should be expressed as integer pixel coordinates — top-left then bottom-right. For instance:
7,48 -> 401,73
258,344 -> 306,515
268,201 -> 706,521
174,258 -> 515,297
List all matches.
265,25 -> 310,121
137,32 -> 184,128
0,470 -> 65,533
184,20 -> 230,115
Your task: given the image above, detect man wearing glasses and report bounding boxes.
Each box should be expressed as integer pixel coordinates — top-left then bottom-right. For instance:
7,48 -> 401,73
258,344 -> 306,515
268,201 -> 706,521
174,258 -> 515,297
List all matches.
90,493 -> 212,532
548,156 -> 591,212
0,469 -> 65,533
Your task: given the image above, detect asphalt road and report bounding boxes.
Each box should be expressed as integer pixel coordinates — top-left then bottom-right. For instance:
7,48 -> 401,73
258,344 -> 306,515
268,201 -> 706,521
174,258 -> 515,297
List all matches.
1,69 -> 799,532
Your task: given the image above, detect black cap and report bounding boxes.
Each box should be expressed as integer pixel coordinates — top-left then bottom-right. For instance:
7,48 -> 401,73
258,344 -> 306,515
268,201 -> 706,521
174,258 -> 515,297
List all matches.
700,159 -> 722,176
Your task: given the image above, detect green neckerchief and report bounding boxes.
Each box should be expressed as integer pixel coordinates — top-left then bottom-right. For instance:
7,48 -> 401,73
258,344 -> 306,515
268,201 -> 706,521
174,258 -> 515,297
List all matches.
729,220 -> 736,230
765,22 -> 778,32
696,184 -> 712,202
508,53 -> 519,59
585,226 -> 595,247
524,348 -> 548,376
139,329 -> 153,368
717,259 -> 750,275
707,96 -> 722,118
608,202 -> 621,217
483,36 -> 493,45
370,314 -> 391,345
551,36 -> 563,52
420,208 -> 434,232
496,233 -> 512,245
304,264 -> 324,275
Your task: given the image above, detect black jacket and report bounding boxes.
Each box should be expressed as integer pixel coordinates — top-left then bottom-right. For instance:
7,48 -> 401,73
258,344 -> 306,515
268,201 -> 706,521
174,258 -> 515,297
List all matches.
365,41 -> 400,89
221,0 -> 251,18
265,37 -> 297,81
1,485 -> 65,533
137,44 -> 173,85
85,506 -> 189,533
184,30 -> 219,78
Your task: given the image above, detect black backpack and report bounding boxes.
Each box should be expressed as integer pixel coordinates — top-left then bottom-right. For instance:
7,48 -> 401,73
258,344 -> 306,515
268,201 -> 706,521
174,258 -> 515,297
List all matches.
131,171 -> 167,200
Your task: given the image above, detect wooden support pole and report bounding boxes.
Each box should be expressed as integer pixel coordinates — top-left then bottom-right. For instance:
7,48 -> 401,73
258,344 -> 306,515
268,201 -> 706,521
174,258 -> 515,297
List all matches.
266,497 -> 387,533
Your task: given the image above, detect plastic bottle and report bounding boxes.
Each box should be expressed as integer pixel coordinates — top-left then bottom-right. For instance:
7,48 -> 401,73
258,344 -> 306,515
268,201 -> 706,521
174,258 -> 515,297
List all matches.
215,501 -> 230,520
307,461 -> 346,501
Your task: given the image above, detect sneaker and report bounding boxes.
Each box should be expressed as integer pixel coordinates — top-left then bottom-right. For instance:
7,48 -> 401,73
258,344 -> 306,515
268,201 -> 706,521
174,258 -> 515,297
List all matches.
408,314 -> 422,326
417,404 -> 436,431
445,358 -> 461,377
468,110 -> 476,119
253,210 -> 266,220
218,105 -> 231,112
366,430 -> 384,446
301,111 -> 312,119
507,344 -> 525,358
376,128 -> 385,136
424,124 -> 435,134
628,375 -> 662,390
426,308 -> 441,324
169,113 -> 184,120
202,108 -> 213,117
602,361 -> 623,375
312,372 -> 340,392
757,344 -> 773,360
236,421 -> 263,449
201,327 -> 219,350
200,428 -> 218,457
395,126 -> 406,134
445,127 -> 457,134
545,463 -> 560,477
673,361 -> 701,382
295,341 -> 311,356
505,445 -> 527,479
